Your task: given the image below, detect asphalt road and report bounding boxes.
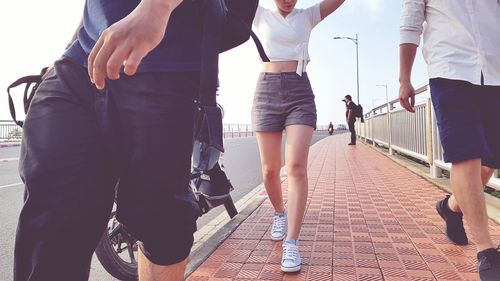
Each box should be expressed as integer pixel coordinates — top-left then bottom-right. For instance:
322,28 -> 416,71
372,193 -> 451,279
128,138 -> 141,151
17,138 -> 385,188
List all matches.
0,131 -> 343,280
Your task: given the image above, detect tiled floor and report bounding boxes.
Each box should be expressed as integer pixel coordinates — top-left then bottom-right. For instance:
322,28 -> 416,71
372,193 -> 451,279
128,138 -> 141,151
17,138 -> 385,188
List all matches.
188,134 -> 500,281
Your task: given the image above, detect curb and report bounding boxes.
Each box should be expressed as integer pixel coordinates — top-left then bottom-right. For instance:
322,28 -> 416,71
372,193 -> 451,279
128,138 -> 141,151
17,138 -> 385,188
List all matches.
186,195 -> 267,277
186,175 -> 287,277
0,158 -> 19,162
185,179 -> 271,277
0,142 -> 21,148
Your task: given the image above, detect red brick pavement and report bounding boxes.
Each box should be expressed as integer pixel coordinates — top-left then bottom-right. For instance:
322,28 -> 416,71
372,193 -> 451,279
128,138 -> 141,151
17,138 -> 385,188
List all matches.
188,134 -> 500,281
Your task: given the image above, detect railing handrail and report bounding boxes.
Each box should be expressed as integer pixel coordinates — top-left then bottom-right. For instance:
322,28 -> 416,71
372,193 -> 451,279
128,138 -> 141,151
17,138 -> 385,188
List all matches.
366,84 -> 428,117
356,84 -> 499,193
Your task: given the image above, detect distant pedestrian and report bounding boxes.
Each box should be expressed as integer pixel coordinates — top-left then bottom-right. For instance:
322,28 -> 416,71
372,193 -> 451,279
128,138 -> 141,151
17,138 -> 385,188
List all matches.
400,1 -> 500,279
343,94 -> 356,145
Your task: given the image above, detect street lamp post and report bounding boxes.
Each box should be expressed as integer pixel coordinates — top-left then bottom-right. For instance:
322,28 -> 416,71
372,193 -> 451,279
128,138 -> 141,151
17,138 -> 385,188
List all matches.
333,33 -> 359,104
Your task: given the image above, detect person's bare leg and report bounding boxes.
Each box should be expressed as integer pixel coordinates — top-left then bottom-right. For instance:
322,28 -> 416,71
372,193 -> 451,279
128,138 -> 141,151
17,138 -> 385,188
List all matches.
449,158 -> 495,252
138,249 -> 187,281
284,125 -> 313,239
256,132 -> 285,212
447,166 -> 494,213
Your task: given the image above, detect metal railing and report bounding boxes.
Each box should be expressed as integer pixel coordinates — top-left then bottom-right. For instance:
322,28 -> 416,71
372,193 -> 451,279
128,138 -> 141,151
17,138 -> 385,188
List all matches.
223,124 -> 254,139
356,85 -> 500,191
223,124 -> 330,139
0,121 -> 330,141
0,121 -> 21,141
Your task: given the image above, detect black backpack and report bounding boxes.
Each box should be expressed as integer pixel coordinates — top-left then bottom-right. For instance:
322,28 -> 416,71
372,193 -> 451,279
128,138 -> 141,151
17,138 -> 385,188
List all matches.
354,104 -> 364,123
220,0 -> 269,59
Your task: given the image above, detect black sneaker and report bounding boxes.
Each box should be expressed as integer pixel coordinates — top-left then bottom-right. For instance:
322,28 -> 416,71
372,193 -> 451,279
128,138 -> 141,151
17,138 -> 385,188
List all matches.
477,246 -> 500,281
348,143 -> 356,145
435,195 -> 468,245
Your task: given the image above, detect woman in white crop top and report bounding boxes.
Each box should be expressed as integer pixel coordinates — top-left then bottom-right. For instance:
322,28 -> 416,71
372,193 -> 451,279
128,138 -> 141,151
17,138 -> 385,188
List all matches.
251,0 -> 345,273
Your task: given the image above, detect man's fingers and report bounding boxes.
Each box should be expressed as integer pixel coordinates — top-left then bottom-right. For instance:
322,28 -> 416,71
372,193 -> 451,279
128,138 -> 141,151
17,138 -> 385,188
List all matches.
91,41 -> 116,89
400,97 -> 408,111
405,99 -> 415,112
88,36 -> 105,83
106,45 -> 131,80
124,48 -> 146,76
400,97 -> 412,113
399,86 -> 416,113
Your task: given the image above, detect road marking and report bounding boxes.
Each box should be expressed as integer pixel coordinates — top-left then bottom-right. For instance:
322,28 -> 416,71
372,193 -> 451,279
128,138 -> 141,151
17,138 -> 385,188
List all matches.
1,158 -> 19,162
0,182 -> 23,189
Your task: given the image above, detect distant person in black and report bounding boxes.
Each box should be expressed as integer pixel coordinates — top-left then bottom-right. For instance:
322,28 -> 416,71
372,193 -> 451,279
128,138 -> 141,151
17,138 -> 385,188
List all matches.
328,122 -> 334,135
343,95 -> 356,145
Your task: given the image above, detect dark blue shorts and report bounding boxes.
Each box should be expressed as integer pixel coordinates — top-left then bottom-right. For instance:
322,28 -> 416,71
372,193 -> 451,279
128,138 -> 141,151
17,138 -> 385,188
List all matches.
430,78 -> 500,168
14,60 -> 201,280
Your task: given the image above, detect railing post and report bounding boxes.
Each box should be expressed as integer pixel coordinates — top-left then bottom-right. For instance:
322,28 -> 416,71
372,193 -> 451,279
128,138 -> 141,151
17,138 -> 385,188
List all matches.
425,99 -> 433,165
366,118 -> 369,143
428,98 -> 442,178
371,117 -> 375,147
366,117 -> 369,143
364,120 -> 367,142
387,103 -> 393,155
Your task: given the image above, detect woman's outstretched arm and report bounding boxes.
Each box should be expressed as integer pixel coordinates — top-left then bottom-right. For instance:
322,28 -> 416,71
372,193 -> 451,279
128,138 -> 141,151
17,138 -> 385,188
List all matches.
319,0 -> 345,20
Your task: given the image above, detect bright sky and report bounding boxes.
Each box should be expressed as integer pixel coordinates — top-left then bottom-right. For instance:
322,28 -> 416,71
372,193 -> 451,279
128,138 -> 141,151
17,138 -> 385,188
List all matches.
0,0 -> 429,126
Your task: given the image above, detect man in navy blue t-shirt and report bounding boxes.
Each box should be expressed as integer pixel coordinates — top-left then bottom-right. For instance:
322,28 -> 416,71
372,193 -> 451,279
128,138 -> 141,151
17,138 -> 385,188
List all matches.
14,0 -> 209,280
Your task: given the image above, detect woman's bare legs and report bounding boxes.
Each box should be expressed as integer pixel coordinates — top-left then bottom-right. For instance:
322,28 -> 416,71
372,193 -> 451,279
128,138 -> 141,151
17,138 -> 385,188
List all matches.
284,125 -> 314,239
256,131 -> 285,212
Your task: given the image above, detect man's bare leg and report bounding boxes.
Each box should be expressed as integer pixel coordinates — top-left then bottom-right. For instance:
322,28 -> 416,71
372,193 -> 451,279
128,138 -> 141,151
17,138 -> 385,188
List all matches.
448,166 -> 495,213
448,158 -> 495,252
138,249 -> 187,281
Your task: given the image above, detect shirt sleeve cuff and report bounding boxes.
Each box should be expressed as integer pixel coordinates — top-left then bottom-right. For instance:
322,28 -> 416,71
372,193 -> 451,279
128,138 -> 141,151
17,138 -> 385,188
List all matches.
400,31 -> 421,46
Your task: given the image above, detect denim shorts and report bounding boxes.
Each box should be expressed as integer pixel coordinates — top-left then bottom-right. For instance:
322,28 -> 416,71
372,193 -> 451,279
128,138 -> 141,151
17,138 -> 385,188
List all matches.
430,78 -> 500,168
252,72 -> 317,132
14,59 -> 201,280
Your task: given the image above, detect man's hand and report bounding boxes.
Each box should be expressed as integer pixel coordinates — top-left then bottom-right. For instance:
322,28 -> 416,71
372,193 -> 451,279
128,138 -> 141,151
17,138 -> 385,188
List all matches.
88,0 -> 182,89
399,43 -> 418,113
399,81 -> 415,113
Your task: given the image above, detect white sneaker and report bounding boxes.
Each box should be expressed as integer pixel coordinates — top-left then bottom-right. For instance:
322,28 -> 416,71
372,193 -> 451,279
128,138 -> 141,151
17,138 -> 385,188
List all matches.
281,240 -> 301,272
271,212 -> 287,241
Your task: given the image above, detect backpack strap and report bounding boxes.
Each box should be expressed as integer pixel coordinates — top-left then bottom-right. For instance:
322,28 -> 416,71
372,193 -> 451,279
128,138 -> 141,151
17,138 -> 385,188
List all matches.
199,0 -> 225,106
6,74 -> 43,127
226,9 -> 270,62
195,0 -> 225,152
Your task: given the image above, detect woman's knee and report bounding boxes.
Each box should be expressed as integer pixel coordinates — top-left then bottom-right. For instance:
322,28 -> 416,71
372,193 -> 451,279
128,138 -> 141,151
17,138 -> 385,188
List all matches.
262,165 -> 281,181
286,162 -> 307,179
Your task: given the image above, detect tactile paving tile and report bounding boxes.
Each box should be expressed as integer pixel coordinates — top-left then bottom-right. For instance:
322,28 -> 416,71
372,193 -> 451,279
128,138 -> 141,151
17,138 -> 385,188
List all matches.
188,135 -> 499,281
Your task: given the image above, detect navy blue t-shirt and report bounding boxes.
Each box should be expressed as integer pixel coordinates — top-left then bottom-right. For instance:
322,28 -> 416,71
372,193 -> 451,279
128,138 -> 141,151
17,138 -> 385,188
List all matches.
64,0 -> 203,72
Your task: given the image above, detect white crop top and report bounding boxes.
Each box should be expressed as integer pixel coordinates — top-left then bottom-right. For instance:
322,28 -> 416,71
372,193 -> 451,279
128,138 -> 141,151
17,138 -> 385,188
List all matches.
253,4 -> 322,75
